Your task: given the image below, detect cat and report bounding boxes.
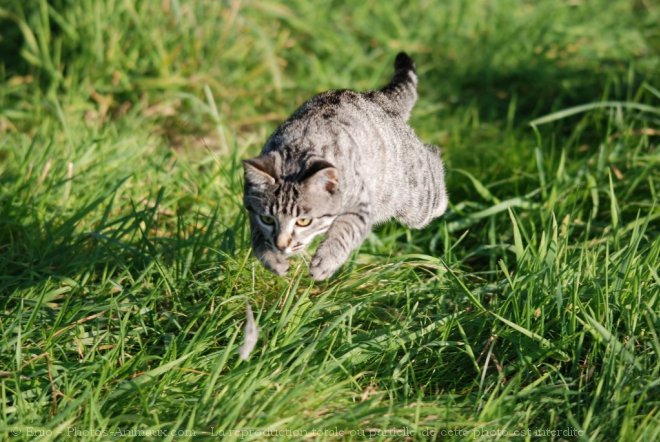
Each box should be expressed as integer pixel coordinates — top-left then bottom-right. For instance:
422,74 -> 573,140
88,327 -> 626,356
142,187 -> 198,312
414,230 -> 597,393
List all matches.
243,52 -> 448,280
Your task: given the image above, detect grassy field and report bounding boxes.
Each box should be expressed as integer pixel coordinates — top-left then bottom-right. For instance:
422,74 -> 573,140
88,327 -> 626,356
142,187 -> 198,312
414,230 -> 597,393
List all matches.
1,0 -> 659,440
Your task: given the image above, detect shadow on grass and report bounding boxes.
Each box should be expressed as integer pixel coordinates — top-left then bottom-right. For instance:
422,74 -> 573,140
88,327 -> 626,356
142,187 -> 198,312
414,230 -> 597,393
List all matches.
427,59 -> 643,123
0,181 -> 243,306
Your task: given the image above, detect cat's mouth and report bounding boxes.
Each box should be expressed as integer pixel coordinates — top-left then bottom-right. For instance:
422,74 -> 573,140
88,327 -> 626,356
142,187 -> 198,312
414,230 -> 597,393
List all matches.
267,241 -> 305,256
289,244 -> 305,254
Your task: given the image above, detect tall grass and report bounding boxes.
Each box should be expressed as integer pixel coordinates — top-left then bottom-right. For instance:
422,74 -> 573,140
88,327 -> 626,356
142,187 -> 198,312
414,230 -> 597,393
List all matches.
0,0 -> 658,440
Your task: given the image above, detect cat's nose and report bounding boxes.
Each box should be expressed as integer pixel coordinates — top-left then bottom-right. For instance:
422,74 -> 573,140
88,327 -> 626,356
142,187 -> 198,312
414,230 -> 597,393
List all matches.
275,234 -> 290,252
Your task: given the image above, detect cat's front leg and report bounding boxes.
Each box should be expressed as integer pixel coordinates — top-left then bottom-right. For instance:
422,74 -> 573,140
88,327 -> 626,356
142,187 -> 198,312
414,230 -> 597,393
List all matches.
249,217 -> 290,276
310,208 -> 371,281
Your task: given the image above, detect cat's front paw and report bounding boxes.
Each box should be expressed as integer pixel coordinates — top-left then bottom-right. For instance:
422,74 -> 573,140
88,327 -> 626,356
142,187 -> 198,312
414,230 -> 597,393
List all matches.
309,249 -> 342,281
259,253 -> 290,276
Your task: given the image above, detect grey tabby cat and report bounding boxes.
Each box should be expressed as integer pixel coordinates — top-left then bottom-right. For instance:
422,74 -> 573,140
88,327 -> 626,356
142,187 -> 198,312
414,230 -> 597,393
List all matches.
243,52 -> 448,280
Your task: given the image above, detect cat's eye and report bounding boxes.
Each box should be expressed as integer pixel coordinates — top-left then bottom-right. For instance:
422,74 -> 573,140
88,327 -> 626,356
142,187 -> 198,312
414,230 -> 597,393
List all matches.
259,214 -> 275,225
296,218 -> 312,227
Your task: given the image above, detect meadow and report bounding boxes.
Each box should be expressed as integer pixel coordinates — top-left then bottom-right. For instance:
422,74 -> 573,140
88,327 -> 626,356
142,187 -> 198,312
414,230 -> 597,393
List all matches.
0,0 -> 659,440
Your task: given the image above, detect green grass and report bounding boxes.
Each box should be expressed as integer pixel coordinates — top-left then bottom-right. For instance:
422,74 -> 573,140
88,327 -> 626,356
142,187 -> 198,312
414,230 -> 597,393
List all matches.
1,0 -> 659,440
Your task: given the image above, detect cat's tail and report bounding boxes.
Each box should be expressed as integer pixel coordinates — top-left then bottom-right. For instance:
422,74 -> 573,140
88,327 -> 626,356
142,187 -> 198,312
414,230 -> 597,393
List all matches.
380,52 -> 418,121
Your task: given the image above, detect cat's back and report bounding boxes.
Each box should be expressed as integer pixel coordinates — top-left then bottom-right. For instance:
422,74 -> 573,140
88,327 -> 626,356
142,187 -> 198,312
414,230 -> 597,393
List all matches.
268,87 -> 420,182
265,88 -> 406,160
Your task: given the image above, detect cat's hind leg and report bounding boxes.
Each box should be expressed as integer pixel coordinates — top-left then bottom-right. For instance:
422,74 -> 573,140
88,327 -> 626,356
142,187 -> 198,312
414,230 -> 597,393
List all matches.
396,144 -> 448,229
396,208 -> 434,230
395,183 -> 448,229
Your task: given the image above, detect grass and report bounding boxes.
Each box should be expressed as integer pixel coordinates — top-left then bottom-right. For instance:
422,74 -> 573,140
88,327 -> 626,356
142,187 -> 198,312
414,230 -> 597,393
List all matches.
0,0 -> 659,440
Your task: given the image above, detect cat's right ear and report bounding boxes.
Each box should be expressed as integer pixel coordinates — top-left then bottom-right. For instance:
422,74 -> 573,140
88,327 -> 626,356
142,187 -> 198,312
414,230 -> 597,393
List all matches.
243,157 -> 277,186
301,161 -> 339,194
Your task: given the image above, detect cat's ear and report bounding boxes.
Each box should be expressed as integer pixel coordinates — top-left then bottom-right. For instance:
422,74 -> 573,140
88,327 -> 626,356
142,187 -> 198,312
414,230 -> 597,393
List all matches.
243,156 -> 277,186
301,161 -> 339,194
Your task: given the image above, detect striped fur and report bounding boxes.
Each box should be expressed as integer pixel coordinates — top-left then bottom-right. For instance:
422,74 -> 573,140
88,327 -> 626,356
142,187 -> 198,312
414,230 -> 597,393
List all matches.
243,52 -> 448,280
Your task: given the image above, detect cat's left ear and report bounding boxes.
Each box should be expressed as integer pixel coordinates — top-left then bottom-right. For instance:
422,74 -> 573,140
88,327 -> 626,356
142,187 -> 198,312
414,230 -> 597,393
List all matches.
301,161 -> 339,194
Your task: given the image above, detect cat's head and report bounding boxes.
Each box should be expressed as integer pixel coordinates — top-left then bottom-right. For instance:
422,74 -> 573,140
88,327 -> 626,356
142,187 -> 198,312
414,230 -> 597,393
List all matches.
243,154 -> 341,255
